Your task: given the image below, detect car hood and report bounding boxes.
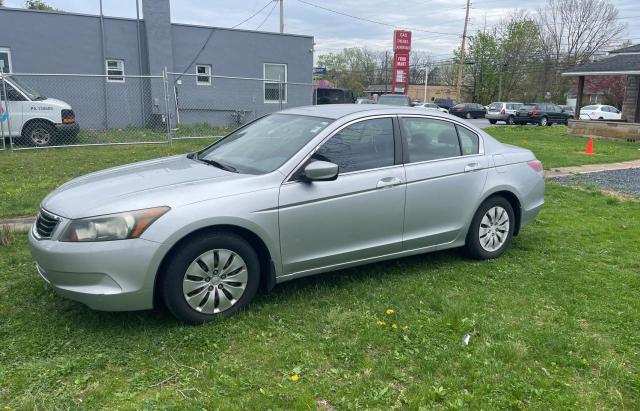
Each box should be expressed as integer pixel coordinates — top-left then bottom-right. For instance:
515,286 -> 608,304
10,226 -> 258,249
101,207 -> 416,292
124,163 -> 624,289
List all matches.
42,155 -> 274,219
40,97 -> 72,110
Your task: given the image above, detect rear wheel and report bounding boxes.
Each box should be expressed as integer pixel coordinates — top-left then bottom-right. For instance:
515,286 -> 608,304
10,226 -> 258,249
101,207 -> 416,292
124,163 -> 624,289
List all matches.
22,121 -> 55,147
538,116 -> 548,126
465,196 -> 515,260
161,231 -> 260,324
488,119 -> 497,124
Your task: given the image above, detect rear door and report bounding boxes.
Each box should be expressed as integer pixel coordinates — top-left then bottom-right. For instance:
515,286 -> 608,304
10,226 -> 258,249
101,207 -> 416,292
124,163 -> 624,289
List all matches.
0,80 -> 25,138
400,116 -> 488,249
279,116 -> 406,275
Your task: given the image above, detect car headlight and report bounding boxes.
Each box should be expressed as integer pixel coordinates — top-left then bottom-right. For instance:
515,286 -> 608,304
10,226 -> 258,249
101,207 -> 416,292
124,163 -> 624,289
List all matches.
60,206 -> 170,242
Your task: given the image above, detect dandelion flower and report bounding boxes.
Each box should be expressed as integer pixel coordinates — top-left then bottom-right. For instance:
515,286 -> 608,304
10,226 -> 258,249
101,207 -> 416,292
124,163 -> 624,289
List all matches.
391,323 -> 398,329
386,309 -> 395,315
376,320 -> 386,326
290,374 -> 300,382
402,325 -> 409,331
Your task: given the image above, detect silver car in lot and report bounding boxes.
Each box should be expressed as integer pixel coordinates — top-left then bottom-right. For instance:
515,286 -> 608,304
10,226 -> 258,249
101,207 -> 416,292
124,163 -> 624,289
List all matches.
30,105 -> 544,324
486,102 -> 524,125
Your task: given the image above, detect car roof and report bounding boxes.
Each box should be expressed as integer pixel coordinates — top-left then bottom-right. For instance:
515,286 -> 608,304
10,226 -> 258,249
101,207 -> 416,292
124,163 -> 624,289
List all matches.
280,104 -> 452,120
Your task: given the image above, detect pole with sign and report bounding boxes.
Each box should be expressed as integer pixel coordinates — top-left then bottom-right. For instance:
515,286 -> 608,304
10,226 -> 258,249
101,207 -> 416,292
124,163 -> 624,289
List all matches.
391,30 -> 411,95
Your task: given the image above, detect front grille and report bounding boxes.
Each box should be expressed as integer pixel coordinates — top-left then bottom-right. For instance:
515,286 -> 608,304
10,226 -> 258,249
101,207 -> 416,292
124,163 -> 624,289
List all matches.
35,210 -> 61,239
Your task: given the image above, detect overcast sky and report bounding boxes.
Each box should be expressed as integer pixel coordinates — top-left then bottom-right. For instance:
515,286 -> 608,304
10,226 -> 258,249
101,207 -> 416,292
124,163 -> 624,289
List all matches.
4,0 -> 640,60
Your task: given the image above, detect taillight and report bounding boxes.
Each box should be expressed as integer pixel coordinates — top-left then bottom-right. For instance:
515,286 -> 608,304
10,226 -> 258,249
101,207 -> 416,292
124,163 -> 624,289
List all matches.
61,109 -> 75,123
527,160 -> 543,173
456,107 -> 462,111
531,109 -> 541,116
500,108 -> 506,115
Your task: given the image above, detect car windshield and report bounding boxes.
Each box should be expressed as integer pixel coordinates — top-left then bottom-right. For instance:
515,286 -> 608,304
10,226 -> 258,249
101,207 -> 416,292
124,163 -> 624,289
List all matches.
582,105 -> 599,110
6,76 -> 46,100
197,114 -> 332,174
377,95 -> 409,105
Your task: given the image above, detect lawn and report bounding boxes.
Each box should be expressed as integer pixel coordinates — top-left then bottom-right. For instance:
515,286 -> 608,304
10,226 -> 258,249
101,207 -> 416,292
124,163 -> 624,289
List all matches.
1,184 -> 639,409
1,126 -> 640,218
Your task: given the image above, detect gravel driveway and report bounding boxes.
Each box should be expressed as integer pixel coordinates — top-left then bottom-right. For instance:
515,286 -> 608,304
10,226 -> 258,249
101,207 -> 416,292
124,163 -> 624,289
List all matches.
553,168 -> 640,197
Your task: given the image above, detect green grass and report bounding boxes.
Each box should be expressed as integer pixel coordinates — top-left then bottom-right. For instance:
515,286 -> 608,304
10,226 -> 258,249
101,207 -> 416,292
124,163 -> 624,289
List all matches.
1,184 -> 638,409
488,126 -> 640,168
1,126 -> 640,218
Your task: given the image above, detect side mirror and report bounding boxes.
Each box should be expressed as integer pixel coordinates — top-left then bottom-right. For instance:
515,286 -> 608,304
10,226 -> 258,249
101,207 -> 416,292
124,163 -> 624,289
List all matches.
303,161 -> 338,181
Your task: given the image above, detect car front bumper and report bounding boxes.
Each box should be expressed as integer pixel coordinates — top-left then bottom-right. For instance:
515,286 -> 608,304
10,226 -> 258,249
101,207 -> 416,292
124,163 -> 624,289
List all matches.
28,226 -> 170,311
55,122 -> 80,138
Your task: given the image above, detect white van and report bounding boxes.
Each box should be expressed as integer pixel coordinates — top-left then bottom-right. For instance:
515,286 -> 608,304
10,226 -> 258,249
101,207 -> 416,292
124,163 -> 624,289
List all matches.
0,75 -> 79,146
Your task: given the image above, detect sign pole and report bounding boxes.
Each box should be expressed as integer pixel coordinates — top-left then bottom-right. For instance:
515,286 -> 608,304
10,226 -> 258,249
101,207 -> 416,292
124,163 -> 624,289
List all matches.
423,66 -> 429,102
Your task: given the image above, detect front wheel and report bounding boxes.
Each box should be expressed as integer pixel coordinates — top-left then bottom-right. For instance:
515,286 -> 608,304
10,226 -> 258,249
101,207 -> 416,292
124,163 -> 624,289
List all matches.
161,231 -> 260,324
465,196 -> 515,260
488,119 -> 497,124
538,116 -> 548,126
22,121 -> 55,147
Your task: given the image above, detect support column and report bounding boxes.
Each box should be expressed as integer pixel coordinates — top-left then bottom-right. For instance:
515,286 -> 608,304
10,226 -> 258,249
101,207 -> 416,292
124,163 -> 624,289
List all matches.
621,75 -> 639,122
574,76 -> 584,120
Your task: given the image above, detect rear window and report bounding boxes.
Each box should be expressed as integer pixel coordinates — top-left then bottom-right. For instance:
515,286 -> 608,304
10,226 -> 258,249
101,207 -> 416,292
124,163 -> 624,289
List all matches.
453,104 -> 466,109
520,104 -> 535,110
489,103 -> 503,111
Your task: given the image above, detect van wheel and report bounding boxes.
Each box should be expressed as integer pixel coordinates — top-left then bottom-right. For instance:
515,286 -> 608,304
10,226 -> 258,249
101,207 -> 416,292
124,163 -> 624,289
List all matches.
23,121 -> 55,147
161,231 -> 260,324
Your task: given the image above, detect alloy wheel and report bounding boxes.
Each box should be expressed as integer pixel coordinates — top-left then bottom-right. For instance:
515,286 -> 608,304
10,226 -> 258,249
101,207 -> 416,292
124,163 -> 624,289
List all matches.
182,249 -> 248,314
478,206 -> 510,252
31,127 -> 52,146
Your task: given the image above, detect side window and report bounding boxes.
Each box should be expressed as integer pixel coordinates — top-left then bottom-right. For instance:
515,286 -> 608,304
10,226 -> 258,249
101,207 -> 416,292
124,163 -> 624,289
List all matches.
196,64 -> 212,85
0,83 -> 25,101
312,118 -> 394,173
401,117 -> 461,162
456,126 -> 480,155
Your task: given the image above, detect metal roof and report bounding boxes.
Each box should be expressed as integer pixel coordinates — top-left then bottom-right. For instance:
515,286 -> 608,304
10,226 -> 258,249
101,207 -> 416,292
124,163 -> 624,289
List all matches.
609,44 -> 640,54
562,53 -> 640,76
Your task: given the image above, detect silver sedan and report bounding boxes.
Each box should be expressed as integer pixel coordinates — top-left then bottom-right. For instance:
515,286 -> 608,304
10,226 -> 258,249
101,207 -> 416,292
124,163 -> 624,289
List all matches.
29,105 -> 544,324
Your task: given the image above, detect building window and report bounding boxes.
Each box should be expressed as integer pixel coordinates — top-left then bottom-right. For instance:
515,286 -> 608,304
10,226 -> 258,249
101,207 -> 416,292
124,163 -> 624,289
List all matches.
196,64 -> 212,85
264,63 -> 287,103
0,47 -> 12,73
105,59 -> 125,82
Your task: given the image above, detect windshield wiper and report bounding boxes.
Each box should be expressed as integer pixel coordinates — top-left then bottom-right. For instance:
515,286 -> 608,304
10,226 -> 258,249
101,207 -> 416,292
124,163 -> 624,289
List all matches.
199,158 -> 238,173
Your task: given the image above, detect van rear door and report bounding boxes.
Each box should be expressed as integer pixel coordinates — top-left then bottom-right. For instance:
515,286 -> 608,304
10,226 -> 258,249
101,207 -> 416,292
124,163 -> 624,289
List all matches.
0,80 -> 25,138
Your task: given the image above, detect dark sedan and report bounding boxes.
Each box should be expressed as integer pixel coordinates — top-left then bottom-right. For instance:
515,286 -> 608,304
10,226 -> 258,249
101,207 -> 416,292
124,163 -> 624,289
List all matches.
449,103 -> 486,119
514,103 -> 571,126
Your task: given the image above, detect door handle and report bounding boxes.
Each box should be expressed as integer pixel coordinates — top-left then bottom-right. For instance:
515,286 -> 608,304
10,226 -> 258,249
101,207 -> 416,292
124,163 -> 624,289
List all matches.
464,162 -> 482,173
377,177 -> 403,189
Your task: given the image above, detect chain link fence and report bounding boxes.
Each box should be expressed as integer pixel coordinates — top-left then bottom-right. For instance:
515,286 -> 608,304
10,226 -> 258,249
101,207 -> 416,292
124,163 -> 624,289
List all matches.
0,70 -> 315,151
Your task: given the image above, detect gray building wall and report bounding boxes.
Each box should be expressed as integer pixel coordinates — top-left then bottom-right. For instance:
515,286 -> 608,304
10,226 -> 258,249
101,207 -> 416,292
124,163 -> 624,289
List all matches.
0,5 -> 313,130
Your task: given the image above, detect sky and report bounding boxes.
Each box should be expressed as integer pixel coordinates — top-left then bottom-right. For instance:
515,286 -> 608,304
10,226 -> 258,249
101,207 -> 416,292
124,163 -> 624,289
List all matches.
3,0 -> 640,61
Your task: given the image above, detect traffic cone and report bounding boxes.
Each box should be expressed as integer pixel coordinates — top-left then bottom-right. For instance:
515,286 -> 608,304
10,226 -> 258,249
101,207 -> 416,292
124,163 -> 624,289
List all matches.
585,137 -> 595,155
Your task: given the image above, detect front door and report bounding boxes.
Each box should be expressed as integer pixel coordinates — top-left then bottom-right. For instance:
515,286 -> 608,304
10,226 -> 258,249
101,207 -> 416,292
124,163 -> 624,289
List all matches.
399,116 -> 489,250
279,117 -> 406,275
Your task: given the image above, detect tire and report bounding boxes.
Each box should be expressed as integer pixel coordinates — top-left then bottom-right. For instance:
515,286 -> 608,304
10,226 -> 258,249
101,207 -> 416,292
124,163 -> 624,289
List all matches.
161,231 -> 260,324
506,115 -> 515,125
464,196 -> 515,260
465,112 -> 472,119
538,116 -> 548,126
488,119 -> 497,124
22,121 -> 55,147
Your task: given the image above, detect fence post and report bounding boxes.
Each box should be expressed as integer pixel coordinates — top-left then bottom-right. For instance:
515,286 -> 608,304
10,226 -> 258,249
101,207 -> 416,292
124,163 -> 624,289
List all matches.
162,67 -> 172,145
278,78 -> 283,111
0,69 -> 5,151
0,67 -> 13,150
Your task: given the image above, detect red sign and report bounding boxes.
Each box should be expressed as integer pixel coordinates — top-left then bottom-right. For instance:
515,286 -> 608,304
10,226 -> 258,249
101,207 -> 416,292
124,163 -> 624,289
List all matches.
391,31 -> 411,94
394,30 -> 412,53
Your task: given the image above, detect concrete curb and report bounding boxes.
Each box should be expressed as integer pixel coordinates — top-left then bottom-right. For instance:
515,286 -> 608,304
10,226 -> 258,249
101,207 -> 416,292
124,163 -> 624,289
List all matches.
544,159 -> 640,178
0,216 -> 36,232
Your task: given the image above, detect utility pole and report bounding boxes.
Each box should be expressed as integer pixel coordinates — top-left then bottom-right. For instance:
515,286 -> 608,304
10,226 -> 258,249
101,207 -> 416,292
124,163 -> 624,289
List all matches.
279,0 -> 284,33
423,66 -> 429,102
384,51 -> 388,93
456,0 -> 471,100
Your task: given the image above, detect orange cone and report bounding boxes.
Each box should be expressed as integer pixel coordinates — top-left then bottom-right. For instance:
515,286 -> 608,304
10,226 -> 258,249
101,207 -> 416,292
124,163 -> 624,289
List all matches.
585,137 -> 595,155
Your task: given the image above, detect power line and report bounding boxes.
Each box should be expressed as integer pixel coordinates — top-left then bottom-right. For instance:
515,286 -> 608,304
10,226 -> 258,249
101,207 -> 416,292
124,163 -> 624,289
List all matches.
256,0 -> 278,30
296,0 -> 461,37
231,0 -> 275,29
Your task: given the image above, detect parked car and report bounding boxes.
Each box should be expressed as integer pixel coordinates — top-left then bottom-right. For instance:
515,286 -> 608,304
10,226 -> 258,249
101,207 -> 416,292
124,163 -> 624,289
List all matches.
433,98 -> 456,110
485,102 -> 523,125
0,74 -> 79,146
579,104 -> 622,120
315,88 -> 355,104
355,98 -> 374,104
416,102 -> 449,113
377,94 -> 412,106
559,105 -> 575,119
449,103 -> 487,119
30,105 -> 544,324
513,103 -> 571,126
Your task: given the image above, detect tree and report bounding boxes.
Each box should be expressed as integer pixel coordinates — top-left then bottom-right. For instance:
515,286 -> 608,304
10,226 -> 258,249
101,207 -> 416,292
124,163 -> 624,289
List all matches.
536,0 -> 626,100
25,0 -> 59,11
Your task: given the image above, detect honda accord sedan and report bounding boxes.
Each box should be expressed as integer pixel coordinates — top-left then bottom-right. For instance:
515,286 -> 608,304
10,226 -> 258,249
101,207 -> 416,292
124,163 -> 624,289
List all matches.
30,105 -> 544,324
